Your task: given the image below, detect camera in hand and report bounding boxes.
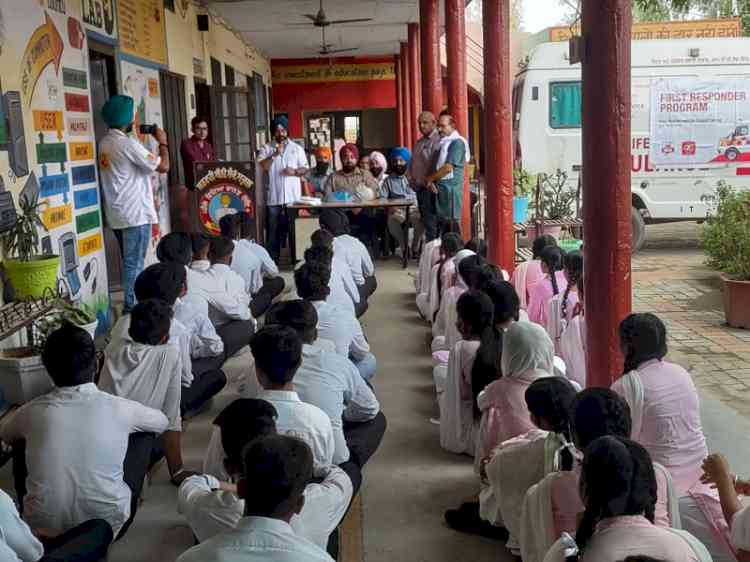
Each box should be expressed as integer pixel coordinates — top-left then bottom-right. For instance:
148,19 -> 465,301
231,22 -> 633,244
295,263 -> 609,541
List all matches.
139,124 -> 158,135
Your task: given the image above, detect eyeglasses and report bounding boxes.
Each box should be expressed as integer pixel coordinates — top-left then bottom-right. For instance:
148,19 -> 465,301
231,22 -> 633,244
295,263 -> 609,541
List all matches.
195,126 -> 208,131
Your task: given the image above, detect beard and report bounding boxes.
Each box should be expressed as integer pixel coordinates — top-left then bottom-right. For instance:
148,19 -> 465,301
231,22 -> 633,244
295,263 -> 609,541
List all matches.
342,163 -> 357,173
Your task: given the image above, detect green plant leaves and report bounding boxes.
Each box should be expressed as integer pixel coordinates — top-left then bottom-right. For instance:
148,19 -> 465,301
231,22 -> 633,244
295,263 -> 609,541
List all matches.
702,182 -> 750,280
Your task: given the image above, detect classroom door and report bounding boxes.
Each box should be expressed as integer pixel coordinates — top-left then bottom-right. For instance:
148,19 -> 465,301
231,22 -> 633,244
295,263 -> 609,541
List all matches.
159,71 -> 190,231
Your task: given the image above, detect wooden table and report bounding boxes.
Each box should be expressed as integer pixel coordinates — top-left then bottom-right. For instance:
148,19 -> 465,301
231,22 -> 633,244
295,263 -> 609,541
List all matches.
287,198 -> 417,268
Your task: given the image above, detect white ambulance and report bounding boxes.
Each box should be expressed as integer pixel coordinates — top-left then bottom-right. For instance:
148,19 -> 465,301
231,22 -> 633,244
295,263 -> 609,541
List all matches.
513,38 -> 750,250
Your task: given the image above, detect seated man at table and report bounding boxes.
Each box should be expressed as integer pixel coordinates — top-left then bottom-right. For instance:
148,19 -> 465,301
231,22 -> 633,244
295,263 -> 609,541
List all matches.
319,209 -> 377,303
381,147 -> 422,257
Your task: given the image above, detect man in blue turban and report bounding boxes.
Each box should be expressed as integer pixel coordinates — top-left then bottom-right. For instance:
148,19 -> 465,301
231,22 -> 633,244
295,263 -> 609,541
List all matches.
381,147 -> 422,256
98,95 -> 171,313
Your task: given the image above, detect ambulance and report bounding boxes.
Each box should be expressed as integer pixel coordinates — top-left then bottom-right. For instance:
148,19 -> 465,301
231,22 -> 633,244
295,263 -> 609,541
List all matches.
513,37 -> 750,250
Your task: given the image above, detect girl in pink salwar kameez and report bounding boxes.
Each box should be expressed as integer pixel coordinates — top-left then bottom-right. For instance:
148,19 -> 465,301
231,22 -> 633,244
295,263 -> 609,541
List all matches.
543,436 -> 711,562
528,246 -> 568,327
612,313 -> 736,562
559,276 -> 586,388
546,251 -> 582,354
511,234 -> 557,310
416,232 -> 462,320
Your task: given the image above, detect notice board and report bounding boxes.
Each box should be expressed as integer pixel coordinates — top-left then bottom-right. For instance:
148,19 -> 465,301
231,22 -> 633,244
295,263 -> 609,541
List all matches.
117,0 -> 167,65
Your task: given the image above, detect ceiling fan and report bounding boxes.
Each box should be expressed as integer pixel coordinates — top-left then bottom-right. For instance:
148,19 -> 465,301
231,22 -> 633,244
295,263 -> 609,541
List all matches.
318,26 -> 358,55
302,0 -> 373,28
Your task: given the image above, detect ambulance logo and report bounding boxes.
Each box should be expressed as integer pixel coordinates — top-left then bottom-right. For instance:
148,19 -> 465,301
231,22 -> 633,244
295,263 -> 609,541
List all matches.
681,141 -> 696,156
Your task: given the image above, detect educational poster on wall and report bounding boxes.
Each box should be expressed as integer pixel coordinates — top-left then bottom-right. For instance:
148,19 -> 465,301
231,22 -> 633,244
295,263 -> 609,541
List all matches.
651,77 -> 750,166
0,1 -> 110,330
82,0 -> 118,40
120,59 -> 170,261
194,161 -> 255,237
116,0 -> 167,65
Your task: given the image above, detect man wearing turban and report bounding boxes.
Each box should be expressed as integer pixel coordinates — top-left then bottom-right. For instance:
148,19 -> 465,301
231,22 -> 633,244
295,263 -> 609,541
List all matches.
98,94 -> 171,314
381,147 -> 422,255
305,146 -> 333,197
259,115 -> 309,263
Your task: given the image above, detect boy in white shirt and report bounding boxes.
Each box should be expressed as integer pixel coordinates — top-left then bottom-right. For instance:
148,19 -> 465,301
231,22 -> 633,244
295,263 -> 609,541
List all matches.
250,325 -> 336,469
240,211 -> 285,297
219,215 -> 266,312
2,324 -> 169,539
266,300 -> 385,470
178,398 -> 353,550
295,262 -> 377,382
309,229 -> 363,318
177,435 -> 334,562
319,210 -> 377,304
156,232 -> 211,318
99,299 -> 196,486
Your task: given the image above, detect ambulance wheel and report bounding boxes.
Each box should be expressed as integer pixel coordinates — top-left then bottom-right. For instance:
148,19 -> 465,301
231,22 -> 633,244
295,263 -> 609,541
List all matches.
631,207 -> 646,253
726,147 -> 739,161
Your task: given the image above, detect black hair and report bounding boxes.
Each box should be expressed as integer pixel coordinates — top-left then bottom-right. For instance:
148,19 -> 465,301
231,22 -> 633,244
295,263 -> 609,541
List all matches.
209,236 -> 235,262
571,388 -> 632,451
571,436 -> 657,561
219,214 -> 242,240
304,244 -> 334,268
470,327 -> 503,419
215,398 -> 278,471
474,263 -> 503,289
128,299 -> 173,346
464,237 -> 488,258
621,557 -> 669,562
156,232 -> 193,266
437,217 -> 462,238
250,325 -> 302,386
134,262 -> 186,305
457,254 -> 487,289
191,116 -> 208,128
456,290 -> 494,340
241,434 -> 313,518
310,228 -> 334,250
294,261 -> 331,301
481,280 -> 520,324
540,245 -> 565,296
619,313 -> 668,374
266,300 -> 318,344
239,212 -> 255,239
42,323 -> 96,387
561,250 -> 583,320
319,210 -> 349,236
191,232 -> 211,256
524,377 -> 578,470
434,233 -> 464,319
532,234 -> 558,259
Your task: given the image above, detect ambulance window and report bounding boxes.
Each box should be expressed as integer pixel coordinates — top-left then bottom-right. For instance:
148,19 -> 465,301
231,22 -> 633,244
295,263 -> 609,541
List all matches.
549,81 -> 582,129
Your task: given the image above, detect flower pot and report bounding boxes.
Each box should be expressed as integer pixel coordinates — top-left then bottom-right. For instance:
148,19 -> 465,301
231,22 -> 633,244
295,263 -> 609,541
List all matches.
4,256 -> 60,299
513,196 -> 529,224
722,276 -> 750,329
77,318 -> 99,340
527,224 -> 563,241
0,348 -> 53,405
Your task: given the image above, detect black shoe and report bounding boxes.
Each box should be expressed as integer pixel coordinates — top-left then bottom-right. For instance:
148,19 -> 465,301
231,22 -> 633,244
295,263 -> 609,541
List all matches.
444,504 -> 509,541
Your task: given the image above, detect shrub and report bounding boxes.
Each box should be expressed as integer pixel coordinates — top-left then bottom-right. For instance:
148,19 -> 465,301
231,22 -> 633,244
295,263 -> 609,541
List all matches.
702,182 -> 750,280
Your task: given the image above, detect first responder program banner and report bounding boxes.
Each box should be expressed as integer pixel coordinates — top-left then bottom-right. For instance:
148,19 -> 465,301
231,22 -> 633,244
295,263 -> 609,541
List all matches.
651,77 -> 750,166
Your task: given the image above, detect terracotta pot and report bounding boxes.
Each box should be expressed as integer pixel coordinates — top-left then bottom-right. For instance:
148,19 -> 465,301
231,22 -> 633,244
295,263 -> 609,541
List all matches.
722,276 -> 750,329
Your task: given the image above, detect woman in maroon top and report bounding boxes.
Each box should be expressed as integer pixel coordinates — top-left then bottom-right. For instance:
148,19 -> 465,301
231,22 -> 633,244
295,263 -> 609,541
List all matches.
180,116 -> 215,189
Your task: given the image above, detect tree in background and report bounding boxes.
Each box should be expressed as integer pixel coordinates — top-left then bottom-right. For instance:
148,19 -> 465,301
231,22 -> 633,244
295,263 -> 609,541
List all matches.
466,0 -> 524,31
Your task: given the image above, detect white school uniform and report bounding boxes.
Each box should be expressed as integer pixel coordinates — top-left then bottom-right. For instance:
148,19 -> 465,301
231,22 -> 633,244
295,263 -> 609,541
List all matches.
189,261 -> 253,327
0,383 -> 168,537
296,339 -> 380,464
0,490 -> 43,562
177,466 -> 352,549
240,239 -> 280,278
173,297 -> 224,359
231,240 -> 264,295
333,235 -> 374,285
310,300 -> 370,361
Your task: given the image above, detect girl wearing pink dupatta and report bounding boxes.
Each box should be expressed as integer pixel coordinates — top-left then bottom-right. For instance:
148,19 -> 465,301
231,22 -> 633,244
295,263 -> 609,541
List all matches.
543,436 -> 710,562
528,246 -> 568,327
612,313 -> 736,562
559,275 -> 586,388
415,237 -> 440,293
512,235 -> 557,310
546,251 -> 582,354
416,232 -> 462,321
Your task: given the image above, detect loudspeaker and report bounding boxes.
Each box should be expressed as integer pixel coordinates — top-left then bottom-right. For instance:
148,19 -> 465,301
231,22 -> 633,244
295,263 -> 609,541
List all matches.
197,14 -> 209,32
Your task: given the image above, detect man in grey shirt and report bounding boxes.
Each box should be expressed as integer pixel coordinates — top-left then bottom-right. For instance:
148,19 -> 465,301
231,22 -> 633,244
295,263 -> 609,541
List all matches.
409,111 -> 441,242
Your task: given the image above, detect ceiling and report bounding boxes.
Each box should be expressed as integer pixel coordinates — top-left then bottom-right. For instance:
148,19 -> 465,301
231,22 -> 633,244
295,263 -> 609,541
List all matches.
206,0 -> 429,59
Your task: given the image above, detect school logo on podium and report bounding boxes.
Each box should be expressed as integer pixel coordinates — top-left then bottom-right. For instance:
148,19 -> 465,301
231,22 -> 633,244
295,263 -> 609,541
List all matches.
195,163 -> 255,235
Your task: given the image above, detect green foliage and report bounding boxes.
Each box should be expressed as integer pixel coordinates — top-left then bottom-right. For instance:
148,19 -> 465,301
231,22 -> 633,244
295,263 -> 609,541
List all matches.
1,194 -> 47,262
513,168 -> 536,197
534,169 -> 577,220
701,181 -> 750,280
34,300 -> 97,352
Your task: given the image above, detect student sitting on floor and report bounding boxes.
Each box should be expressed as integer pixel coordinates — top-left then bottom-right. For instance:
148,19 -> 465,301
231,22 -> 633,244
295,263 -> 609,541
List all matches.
249,325 -> 335,469
319,210 -> 377,303
543,436 -> 710,562
546,250 -> 582,354
100,299 -> 199,486
178,398 -> 353,550
511,234 -> 557,310
415,233 -> 442,294
266,300 -> 384,467
219,214 -> 264,311
177,435 -> 336,562
295,261 -> 377,382
432,251 -> 481,354
465,237 -> 488,258
417,231 -> 463,321
190,236 -> 255,329
559,274 -> 586,388
239,212 -> 286,303
520,388 -> 680,562
612,312 -> 733,562
156,232 -> 212,318
131,263 -> 227,416
1,324 -> 169,539
308,230 -> 361,318
528,246 -> 568,327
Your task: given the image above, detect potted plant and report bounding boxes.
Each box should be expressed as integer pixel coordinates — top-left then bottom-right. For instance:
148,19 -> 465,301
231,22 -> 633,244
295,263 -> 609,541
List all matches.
513,168 -> 535,224
36,300 -> 99,342
529,169 -> 577,240
702,182 -> 750,329
1,193 -> 59,299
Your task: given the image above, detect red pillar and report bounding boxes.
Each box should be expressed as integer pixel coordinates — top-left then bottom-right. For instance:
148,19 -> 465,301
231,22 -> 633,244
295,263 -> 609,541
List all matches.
395,55 -> 404,146
582,0 -> 633,386
400,42 -> 413,149
483,0 -> 514,272
420,0 -> 442,116
445,0 -> 470,237
408,23 -> 422,143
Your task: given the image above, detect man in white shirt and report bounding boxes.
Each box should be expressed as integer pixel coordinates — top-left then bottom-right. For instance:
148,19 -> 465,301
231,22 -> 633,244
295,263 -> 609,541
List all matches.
249,325 -> 335,469
1,324 -> 169,539
319,210 -> 377,304
178,399 -> 353,551
177,434 -> 334,562
98,95 -> 170,314
308,229 -> 363,318
295,262 -> 377,382
258,115 -> 309,263
266,300 -> 384,468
